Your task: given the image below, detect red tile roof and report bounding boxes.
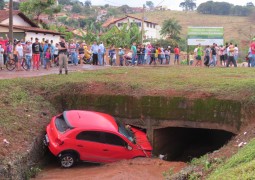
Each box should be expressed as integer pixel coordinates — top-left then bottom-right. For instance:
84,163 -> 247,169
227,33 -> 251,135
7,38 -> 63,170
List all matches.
0,10 -> 39,27
0,24 -> 62,35
102,17 -> 123,28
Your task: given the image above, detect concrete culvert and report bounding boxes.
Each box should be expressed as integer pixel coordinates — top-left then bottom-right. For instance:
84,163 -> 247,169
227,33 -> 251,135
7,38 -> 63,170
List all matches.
153,127 -> 235,161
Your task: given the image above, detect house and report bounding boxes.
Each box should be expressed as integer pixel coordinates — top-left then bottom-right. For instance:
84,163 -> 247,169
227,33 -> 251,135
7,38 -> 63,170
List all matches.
102,15 -> 162,40
0,10 -> 61,43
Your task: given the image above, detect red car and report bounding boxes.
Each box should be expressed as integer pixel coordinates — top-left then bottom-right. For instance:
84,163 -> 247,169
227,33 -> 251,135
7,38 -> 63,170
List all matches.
44,110 -> 152,168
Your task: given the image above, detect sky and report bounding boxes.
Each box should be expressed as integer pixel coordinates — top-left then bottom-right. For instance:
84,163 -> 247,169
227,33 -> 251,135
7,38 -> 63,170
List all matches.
87,0 -> 251,10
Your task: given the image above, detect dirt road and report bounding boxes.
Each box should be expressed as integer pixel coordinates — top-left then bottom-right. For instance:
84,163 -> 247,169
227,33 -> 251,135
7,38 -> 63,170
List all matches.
33,158 -> 186,180
0,64 -> 107,79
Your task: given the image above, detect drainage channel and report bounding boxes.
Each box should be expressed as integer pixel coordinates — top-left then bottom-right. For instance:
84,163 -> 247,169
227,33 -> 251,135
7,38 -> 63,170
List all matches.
153,127 -> 235,161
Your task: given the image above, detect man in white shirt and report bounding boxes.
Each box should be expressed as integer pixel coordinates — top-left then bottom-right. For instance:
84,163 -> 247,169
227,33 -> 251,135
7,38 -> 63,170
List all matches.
98,42 -> 105,66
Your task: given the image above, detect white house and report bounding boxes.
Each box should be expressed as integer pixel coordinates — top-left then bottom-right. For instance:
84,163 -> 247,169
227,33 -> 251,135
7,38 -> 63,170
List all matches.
0,10 -> 61,43
102,15 -> 162,40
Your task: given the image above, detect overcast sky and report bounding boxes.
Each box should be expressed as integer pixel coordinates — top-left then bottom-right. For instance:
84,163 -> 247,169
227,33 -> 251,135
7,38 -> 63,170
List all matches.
88,0 -> 251,10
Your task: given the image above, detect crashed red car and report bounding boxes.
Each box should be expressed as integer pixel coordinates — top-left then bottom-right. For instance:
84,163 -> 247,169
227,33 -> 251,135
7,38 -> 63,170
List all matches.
44,110 -> 152,168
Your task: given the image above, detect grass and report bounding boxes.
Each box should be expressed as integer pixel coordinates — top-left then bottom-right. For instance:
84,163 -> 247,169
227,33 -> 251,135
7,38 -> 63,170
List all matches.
133,10 -> 255,44
208,138 -> 255,180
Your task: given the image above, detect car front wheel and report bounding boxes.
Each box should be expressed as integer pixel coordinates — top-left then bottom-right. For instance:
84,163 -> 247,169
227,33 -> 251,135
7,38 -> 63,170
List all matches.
60,153 -> 76,168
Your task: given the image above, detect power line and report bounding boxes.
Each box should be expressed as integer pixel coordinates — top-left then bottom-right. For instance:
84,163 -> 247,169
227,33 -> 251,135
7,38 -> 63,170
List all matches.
156,0 -> 166,7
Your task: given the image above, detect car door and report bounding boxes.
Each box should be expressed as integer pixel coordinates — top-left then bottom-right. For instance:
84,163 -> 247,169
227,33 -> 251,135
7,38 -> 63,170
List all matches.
100,132 -> 134,162
75,131 -> 106,162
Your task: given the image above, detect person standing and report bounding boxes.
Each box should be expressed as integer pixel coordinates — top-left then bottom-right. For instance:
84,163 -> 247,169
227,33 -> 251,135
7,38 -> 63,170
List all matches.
58,36 -> 68,74
209,43 -> 217,67
43,40 -> 49,69
15,41 -> 23,71
174,45 -> 180,65
204,45 -> 211,67
234,44 -> 239,63
32,38 -> 42,70
195,44 -> 202,66
250,38 -> 255,67
24,40 -> 32,70
91,41 -> 99,65
109,45 -> 116,66
0,44 -> 4,70
118,47 -> 125,66
165,47 -> 170,65
0,34 -> 9,65
98,41 -> 105,66
69,40 -> 78,65
226,43 -> 237,67
131,42 -> 137,66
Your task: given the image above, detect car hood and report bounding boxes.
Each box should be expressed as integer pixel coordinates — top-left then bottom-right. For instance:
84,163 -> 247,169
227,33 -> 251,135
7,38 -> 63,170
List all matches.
131,127 -> 152,151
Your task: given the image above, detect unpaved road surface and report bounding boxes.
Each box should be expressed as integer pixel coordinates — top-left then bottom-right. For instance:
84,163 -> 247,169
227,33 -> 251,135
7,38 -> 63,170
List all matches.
0,64 -> 107,79
34,158 -> 186,180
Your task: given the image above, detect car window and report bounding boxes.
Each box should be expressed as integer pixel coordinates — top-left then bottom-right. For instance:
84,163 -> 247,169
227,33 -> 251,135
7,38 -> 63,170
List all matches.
103,132 -> 127,147
76,131 -> 103,143
55,115 -> 70,133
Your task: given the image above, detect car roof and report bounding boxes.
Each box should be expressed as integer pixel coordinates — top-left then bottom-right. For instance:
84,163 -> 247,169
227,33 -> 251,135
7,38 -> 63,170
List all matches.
63,110 -> 118,132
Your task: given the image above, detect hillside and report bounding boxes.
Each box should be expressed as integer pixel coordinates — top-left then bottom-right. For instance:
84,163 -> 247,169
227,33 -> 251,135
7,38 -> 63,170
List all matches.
133,10 -> 255,44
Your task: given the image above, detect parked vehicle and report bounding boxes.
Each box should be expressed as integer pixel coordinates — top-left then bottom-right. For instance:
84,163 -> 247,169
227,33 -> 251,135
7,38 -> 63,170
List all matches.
44,110 -> 152,168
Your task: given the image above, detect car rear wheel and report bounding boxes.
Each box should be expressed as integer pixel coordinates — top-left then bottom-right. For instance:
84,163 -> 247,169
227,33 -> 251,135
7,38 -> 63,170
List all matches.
60,153 -> 76,168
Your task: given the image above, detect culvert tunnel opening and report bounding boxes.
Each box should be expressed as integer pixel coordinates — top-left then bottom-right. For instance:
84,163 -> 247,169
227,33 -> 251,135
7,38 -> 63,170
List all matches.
153,127 -> 235,162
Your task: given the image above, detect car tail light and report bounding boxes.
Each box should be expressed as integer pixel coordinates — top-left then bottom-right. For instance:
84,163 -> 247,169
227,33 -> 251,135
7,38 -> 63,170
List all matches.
55,138 -> 64,146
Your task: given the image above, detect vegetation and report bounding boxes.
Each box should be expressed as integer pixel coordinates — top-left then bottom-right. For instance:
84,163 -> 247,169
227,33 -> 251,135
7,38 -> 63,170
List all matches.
0,0 -> 4,10
146,1 -> 154,10
100,24 -> 141,47
197,1 -> 255,16
160,18 -> 182,41
19,0 -> 60,20
208,138 -> 255,179
179,0 -> 197,11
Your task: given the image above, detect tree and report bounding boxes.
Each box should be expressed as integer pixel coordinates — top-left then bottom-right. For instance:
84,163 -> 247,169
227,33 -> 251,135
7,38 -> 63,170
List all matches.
179,0 -> 196,11
13,2 -> 20,10
20,0 -> 60,20
160,18 -> 182,41
246,2 -> 254,7
0,0 -> 4,10
146,1 -> 154,10
72,4 -> 82,13
85,0 -> 91,8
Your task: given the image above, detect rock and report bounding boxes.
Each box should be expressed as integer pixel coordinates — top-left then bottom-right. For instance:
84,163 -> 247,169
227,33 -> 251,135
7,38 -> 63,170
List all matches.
3,139 -> 10,145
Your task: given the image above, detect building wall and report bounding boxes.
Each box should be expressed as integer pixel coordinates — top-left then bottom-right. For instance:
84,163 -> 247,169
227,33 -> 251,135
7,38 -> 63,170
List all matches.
113,17 -> 161,40
0,26 -> 23,33
1,15 -> 31,27
25,32 -> 60,44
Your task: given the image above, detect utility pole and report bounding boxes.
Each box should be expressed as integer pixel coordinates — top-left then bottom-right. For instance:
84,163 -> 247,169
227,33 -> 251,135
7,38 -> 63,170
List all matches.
9,0 -> 13,45
141,4 -> 145,44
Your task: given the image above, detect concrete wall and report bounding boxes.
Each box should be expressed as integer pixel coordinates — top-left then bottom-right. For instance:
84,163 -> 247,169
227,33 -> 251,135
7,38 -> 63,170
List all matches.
53,95 -> 242,134
26,32 -> 60,44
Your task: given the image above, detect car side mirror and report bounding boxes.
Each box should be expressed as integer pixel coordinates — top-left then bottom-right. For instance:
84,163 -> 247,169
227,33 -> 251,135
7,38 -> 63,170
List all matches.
127,145 -> 132,151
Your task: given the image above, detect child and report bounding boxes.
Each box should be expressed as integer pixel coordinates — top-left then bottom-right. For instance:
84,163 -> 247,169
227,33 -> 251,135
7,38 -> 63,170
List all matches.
45,47 -> 51,70
0,44 -> 4,70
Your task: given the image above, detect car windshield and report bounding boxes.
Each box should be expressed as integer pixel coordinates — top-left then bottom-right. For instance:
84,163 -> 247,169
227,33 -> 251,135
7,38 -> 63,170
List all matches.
116,120 -> 136,144
55,114 -> 71,133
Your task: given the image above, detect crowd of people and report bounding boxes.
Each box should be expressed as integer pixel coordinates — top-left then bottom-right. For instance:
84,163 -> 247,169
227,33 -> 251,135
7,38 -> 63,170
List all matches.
0,34 -> 255,74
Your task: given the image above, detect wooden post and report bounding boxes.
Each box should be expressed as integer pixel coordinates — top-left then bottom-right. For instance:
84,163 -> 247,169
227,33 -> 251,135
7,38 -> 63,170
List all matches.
9,0 -> 13,45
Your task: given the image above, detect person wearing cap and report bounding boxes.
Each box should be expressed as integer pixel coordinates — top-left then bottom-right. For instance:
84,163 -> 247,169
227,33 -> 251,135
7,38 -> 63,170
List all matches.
250,38 -> 255,67
32,38 -> 42,70
118,47 -> 125,66
24,40 -> 32,70
58,36 -> 68,74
